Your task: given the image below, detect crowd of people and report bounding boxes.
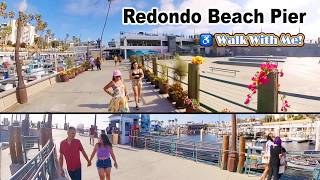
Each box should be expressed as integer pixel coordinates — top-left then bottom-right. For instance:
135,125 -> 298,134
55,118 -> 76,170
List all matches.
260,135 -> 287,180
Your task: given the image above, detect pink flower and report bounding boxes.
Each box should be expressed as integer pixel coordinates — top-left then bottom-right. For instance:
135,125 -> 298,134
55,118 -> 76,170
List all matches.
260,76 -> 269,84
279,70 -> 284,77
244,98 -> 251,105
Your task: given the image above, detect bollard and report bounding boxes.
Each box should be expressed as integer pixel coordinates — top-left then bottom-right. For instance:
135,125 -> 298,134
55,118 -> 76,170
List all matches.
200,128 -> 204,142
177,127 -> 180,138
257,72 -> 278,112
237,136 -> 246,173
221,135 -> 229,170
152,57 -> 158,77
188,63 -> 200,101
228,114 -> 238,172
9,126 -> 18,164
14,127 -> 24,164
315,121 -> 320,151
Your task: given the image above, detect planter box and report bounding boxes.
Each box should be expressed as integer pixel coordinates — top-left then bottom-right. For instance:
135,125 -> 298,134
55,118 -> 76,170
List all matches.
175,98 -> 185,109
159,82 -> 169,94
59,74 -> 69,82
154,80 -> 159,89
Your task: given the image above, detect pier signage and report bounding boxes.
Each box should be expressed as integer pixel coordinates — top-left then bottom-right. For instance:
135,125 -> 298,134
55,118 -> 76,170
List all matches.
123,8 -> 306,25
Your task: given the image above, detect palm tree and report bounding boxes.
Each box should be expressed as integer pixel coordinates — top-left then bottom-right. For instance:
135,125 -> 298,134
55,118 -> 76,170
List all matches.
0,1 -> 14,47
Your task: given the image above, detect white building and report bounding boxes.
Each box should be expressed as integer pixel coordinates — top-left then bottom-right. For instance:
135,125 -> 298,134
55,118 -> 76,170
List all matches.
6,19 -> 36,45
107,31 -> 195,59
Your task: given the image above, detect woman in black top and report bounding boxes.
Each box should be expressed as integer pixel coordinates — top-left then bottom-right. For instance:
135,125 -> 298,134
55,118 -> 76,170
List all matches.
268,136 -> 282,180
130,61 -> 144,110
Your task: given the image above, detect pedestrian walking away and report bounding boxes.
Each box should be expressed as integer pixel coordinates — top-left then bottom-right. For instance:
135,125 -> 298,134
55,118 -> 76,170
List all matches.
113,55 -> 118,66
118,55 -> 122,65
59,127 -> 91,180
90,56 -> 95,71
95,57 -> 102,70
103,70 -> 130,112
89,125 -> 95,145
89,134 -> 118,180
129,61 -> 144,110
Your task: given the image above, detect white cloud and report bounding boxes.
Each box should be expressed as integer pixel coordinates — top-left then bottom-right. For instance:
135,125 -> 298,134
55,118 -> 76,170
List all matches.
155,0 -> 320,39
64,0 -> 150,16
18,0 -> 28,12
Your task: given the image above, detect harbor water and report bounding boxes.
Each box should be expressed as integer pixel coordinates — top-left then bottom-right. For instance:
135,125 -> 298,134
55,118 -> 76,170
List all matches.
161,134 -> 315,180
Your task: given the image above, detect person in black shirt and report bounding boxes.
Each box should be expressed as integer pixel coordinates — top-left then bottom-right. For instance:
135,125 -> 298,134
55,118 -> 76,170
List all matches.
268,136 -> 282,180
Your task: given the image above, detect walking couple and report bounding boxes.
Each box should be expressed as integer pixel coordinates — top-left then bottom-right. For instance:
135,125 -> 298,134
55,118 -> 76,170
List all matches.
59,127 -> 118,180
103,61 -> 144,112
260,135 -> 287,180
89,56 -> 102,71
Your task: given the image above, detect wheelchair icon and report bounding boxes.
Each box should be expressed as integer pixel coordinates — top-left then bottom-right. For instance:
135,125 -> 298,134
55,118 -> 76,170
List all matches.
200,34 -> 213,47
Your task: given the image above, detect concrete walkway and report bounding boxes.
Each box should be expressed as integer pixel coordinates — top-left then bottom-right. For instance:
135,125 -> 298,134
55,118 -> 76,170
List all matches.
5,61 -> 178,112
51,129 -> 258,180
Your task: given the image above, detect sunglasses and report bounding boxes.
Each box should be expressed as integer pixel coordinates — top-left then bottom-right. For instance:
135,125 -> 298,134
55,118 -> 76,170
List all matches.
114,76 -> 121,78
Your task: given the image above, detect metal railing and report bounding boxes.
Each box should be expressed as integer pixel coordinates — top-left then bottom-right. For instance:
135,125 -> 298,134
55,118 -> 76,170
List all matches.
130,135 -> 222,165
130,134 -> 317,179
144,58 -> 320,112
9,139 -> 56,180
22,136 -> 40,163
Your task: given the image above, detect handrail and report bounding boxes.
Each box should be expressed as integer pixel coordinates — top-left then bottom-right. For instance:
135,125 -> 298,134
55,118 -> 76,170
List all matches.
9,139 -> 56,180
30,143 -> 56,180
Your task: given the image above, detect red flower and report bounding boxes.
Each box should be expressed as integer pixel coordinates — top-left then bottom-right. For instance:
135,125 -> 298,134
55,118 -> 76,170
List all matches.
244,98 -> 251,105
279,70 -> 284,77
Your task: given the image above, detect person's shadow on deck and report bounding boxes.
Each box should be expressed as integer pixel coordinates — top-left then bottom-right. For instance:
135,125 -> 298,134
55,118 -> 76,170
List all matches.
78,104 -> 107,109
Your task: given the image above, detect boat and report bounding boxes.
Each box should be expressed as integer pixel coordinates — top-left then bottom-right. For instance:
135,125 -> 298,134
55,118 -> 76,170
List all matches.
287,156 -> 320,171
291,131 -> 310,143
282,137 -> 293,142
256,138 -> 267,143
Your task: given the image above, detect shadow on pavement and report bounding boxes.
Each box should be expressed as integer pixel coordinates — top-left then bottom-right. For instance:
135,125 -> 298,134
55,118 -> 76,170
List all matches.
78,104 -> 107,109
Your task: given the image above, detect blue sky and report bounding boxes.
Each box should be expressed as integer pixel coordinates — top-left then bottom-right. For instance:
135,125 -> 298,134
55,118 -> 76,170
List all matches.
0,114 -> 264,130
2,0 -> 319,43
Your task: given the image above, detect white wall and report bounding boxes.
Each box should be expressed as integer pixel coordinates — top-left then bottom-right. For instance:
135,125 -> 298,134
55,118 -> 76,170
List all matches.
7,19 -> 36,45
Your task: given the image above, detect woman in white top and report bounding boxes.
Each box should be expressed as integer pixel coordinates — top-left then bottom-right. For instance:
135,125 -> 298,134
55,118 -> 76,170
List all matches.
260,135 -> 274,180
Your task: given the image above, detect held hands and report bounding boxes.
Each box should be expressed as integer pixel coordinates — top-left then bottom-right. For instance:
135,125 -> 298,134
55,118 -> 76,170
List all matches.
114,162 -> 118,169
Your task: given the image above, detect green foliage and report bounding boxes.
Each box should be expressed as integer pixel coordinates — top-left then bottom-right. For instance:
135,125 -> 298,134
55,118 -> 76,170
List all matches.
20,42 -> 26,48
160,64 -> 168,83
173,54 -> 187,82
65,57 -> 75,69
50,40 -> 60,48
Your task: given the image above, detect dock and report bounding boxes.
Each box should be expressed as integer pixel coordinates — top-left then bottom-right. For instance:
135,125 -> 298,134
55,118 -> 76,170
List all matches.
1,129 -> 259,180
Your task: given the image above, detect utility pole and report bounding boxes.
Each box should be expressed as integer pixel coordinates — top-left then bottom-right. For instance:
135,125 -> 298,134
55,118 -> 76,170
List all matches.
15,11 -> 28,104
100,0 -> 112,61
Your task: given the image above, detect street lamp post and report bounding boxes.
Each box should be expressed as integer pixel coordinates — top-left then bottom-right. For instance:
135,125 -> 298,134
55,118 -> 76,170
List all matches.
227,114 -> 238,172
15,11 -> 28,104
100,0 -> 112,61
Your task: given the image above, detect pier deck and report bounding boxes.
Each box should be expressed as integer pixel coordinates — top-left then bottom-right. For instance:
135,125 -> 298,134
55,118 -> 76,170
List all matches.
1,129 -> 258,180
5,61 -> 177,112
